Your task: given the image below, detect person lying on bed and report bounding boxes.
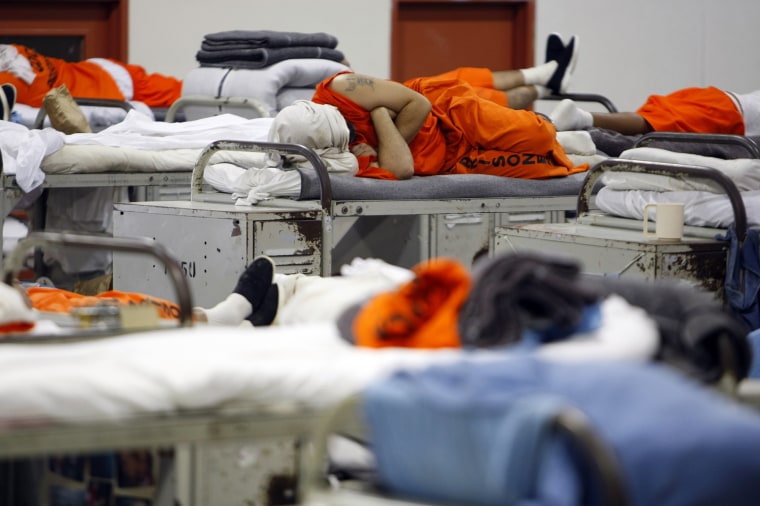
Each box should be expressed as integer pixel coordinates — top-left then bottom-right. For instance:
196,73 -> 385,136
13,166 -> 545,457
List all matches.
304,35 -> 589,181
0,43 -> 183,109
550,86 -> 760,137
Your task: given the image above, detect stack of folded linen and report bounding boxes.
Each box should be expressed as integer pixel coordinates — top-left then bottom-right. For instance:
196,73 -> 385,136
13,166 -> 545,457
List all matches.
184,30 -> 350,118
196,29 -> 346,69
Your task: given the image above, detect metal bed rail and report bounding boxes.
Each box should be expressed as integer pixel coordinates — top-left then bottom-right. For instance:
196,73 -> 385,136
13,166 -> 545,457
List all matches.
576,157 -> 748,241
635,132 -> 760,159
3,231 -> 194,330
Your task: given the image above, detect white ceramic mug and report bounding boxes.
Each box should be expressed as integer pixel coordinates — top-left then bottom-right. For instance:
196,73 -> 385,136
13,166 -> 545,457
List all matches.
643,202 -> 684,241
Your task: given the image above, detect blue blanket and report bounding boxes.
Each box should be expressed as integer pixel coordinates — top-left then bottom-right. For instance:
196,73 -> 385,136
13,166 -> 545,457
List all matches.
363,356 -> 760,506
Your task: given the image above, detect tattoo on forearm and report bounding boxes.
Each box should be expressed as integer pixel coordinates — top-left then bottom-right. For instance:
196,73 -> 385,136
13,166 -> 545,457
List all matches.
345,77 -> 375,92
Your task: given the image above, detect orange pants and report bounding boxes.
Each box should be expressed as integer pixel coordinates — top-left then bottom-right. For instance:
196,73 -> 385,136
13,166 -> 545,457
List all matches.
636,86 -> 744,134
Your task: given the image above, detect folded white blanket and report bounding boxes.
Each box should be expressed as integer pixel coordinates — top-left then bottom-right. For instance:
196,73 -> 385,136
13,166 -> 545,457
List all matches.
182,58 -> 350,117
603,147 -> 760,192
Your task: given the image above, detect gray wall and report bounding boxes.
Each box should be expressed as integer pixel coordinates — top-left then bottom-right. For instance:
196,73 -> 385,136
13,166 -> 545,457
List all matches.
129,0 -> 760,113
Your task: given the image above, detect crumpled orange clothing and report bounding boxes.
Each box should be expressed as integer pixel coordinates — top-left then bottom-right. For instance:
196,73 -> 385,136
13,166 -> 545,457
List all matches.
2,44 -> 182,108
636,86 -> 745,135
312,69 -> 588,180
28,287 -> 182,320
353,258 -> 471,349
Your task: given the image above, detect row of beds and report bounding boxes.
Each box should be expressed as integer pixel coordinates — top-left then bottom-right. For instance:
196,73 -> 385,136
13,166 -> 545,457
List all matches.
1,65 -> 760,505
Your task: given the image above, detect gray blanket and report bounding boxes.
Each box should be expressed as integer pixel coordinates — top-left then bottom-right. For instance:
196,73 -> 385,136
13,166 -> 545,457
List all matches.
202,30 -> 338,49
197,46 -> 345,69
296,170 -> 588,201
590,128 -> 760,159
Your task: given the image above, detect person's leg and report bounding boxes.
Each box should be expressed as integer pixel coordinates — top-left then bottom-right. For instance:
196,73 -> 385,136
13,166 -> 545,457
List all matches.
490,35 -> 578,108
550,98 -> 653,134
504,85 -> 541,110
197,256 -> 275,326
590,112 -> 654,135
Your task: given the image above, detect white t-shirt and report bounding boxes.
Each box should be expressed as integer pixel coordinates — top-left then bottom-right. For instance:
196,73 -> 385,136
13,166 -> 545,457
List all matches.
732,90 -> 760,136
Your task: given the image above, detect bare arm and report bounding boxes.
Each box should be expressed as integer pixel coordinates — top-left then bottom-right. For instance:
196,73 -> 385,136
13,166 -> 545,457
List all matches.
370,107 -> 414,179
329,73 -> 431,143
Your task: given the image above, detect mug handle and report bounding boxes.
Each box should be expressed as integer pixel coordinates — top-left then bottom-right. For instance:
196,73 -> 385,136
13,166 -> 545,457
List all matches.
643,203 -> 656,237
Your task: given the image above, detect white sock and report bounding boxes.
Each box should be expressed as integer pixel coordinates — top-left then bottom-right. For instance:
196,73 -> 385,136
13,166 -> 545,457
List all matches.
550,99 -> 593,131
202,293 -> 253,326
520,61 -> 558,86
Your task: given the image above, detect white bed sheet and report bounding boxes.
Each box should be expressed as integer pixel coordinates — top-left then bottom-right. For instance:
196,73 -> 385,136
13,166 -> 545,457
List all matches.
595,187 -> 760,229
0,323 -> 462,426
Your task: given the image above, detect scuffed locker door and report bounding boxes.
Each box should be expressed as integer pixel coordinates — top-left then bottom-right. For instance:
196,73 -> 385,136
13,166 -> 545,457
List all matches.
252,219 -> 322,277
495,222 -> 729,300
114,209 -> 249,308
431,213 -> 499,267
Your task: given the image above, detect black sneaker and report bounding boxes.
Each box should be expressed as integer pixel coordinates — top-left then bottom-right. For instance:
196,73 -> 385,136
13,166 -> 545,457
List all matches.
545,32 -> 564,64
233,255 -> 275,313
2,83 -> 16,118
248,284 -> 279,327
0,83 -> 12,121
546,36 -> 578,95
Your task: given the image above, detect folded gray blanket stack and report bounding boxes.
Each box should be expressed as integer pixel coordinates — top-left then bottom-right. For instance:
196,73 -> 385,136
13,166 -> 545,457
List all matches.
196,30 -> 345,69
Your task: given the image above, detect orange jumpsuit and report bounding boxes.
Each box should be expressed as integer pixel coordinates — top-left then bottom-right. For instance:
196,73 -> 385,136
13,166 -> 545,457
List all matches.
1,44 -> 183,108
636,86 -> 745,135
312,69 -> 588,180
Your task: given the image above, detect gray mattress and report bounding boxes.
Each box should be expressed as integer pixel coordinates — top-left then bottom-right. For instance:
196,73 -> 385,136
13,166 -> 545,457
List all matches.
296,170 -> 589,201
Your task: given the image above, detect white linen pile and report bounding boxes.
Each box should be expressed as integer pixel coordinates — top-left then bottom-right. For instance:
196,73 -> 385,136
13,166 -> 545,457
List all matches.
595,146 -> 760,228
0,110 -> 276,192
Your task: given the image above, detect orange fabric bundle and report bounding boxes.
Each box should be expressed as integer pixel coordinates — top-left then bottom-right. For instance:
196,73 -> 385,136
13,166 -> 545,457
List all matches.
28,287 -> 181,320
353,258 -> 471,349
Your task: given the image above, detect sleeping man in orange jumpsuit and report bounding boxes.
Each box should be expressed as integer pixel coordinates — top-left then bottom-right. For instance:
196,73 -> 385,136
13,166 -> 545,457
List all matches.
0,43 -> 183,109
308,35 -> 589,181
